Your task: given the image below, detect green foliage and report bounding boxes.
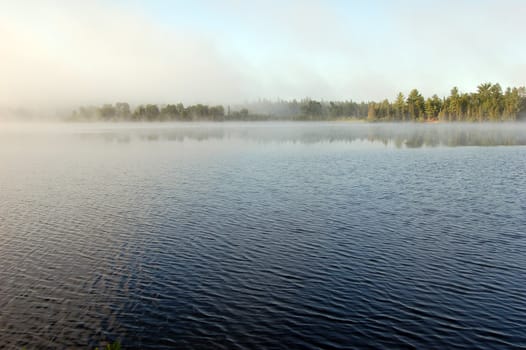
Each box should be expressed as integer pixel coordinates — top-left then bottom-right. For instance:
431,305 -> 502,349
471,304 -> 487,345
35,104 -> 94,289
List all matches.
68,83 -> 526,122
394,92 -> 406,120
406,89 -> 425,121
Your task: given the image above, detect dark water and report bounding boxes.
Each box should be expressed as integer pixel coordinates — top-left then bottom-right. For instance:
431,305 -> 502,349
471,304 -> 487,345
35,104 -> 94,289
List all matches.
1,122 -> 525,349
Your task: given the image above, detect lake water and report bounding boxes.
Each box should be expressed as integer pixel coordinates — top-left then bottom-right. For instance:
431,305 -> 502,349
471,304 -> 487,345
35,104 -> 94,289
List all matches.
1,122 -> 525,349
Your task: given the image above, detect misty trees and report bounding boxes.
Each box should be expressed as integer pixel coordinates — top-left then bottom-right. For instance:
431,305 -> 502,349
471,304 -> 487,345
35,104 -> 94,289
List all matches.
209,105 -> 225,120
327,101 -> 368,119
115,102 -> 131,119
133,104 -> 160,121
300,100 -> 323,119
71,103 -> 229,121
160,104 -> 181,120
69,82 -> 526,122
367,103 -> 377,122
98,104 -> 116,120
184,104 -> 225,121
328,101 -> 344,118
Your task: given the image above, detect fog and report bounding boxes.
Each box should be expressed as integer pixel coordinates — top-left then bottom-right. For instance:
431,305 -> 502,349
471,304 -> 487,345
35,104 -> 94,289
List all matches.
2,122 -> 526,149
1,0 -> 526,113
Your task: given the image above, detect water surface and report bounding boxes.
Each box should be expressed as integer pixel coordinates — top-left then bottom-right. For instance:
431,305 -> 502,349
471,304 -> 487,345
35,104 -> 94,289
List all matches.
1,122 -> 525,349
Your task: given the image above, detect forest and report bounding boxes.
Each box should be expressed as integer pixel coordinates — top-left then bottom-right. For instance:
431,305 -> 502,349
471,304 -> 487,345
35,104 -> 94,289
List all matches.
68,83 -> 526,122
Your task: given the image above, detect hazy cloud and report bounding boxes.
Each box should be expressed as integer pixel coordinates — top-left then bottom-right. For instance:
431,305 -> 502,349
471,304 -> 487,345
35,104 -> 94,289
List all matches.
1,0 -> 524,108
0,1 -> 253,107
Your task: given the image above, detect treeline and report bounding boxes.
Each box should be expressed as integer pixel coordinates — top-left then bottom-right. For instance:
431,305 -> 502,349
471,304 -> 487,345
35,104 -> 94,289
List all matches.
365,84 -> 526,122
69,103 -> 269,122
68,83 -> 526,122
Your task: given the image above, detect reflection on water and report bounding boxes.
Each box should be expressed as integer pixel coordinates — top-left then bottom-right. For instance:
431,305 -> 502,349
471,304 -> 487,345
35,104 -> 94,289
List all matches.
2,122 -> 526,147
75,122 -> 526,147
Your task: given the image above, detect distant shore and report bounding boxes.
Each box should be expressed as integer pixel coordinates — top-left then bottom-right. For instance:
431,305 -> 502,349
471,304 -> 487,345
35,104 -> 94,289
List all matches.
65,83 -> 526,123
2,82 -> 525,123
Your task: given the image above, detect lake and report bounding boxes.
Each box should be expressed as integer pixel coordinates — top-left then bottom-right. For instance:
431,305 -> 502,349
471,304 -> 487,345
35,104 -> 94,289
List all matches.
1,122 -> 525,349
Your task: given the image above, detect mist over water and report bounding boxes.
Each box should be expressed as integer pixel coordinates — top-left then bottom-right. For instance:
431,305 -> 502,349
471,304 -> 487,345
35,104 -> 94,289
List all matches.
2,122 -> 526,147
1,122 -> 525,349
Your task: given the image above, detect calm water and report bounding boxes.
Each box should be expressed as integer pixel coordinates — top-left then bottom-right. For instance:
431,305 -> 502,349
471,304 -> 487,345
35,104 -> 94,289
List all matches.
1,122 -> 525,349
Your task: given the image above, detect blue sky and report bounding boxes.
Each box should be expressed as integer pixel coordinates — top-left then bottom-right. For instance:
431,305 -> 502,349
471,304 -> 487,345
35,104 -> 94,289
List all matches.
1,0 -> 525,106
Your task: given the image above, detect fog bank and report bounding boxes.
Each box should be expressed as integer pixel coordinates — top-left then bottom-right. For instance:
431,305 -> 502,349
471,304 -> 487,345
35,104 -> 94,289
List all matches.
1,1 -> 525,110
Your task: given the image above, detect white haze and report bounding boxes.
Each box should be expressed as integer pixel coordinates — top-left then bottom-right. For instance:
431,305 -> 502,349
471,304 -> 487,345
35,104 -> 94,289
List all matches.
0,1 -> 252,109
1,0 -> 525,112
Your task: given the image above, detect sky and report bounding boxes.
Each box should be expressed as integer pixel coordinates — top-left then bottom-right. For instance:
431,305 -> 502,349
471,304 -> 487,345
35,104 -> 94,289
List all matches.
1,0 -> 525,108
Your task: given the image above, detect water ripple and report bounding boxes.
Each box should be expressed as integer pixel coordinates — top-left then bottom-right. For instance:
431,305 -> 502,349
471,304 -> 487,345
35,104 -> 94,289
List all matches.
1,124 -> 525,349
